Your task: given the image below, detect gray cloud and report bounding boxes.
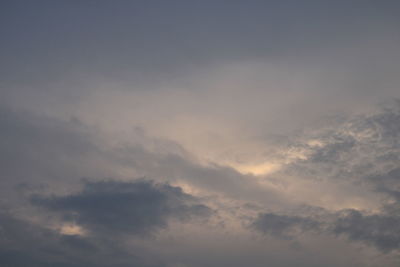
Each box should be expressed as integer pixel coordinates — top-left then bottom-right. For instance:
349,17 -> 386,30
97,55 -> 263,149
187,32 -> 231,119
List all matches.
0,107 -> 100,183
2,1 -> 400,266
248,103 -> 400,252
0,211 -> 164,267
252,207 -> 400,252
3,97 -> 400,265
252,213 -> 320,239
333,209 -> 400,252
31,180 -> 212,236
275,102 -> 400,189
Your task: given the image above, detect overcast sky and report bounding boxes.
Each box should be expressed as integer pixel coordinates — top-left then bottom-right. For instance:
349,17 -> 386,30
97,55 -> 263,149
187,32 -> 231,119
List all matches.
1,1 -> 400,266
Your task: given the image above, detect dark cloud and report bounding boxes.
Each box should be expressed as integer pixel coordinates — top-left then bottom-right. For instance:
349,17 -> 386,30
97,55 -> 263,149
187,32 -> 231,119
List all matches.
31,180 -> 212,236
333,209 -> 400,252
0,107 -> 214,266
0,211 -> 163,267
252,213 -> 320,239
252,207 -> 400,252
0,178 -> 212,266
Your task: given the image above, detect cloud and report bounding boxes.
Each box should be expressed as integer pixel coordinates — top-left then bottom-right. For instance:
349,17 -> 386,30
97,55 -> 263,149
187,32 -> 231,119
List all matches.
3,100 -> 400,266
31,180 -> 212,236
2,1 -> 400,266
0,211 -> 164,267
252,213 -> 320,239
248,102 -> 400,253
0,107 -> 102,186
0,178 -> 212,267
252,207 -> 400,252
333,209 -> 400,252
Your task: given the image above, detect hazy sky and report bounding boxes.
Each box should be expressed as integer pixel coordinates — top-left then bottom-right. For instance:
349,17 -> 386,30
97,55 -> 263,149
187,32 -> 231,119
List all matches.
1,1 -> 400,266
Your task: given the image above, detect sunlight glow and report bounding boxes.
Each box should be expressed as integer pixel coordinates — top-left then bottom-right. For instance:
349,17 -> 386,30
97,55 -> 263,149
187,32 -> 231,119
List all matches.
232,162 -> 281,176
59,224 -> 86,236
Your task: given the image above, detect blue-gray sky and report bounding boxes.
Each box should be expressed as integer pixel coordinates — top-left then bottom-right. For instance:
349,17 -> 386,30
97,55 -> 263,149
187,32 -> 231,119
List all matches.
1,1 -> 400,266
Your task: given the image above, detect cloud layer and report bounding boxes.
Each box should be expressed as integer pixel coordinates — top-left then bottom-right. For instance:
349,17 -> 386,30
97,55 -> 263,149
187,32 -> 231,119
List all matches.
2,1 -> 400,266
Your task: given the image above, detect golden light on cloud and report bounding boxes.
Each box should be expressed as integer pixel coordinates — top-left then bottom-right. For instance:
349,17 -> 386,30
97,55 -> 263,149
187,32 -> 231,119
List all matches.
59,224 -> 86,236
231,162 -> 281,176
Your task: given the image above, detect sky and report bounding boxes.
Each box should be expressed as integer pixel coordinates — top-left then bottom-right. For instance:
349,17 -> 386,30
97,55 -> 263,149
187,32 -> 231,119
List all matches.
1,1 -> 400,266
